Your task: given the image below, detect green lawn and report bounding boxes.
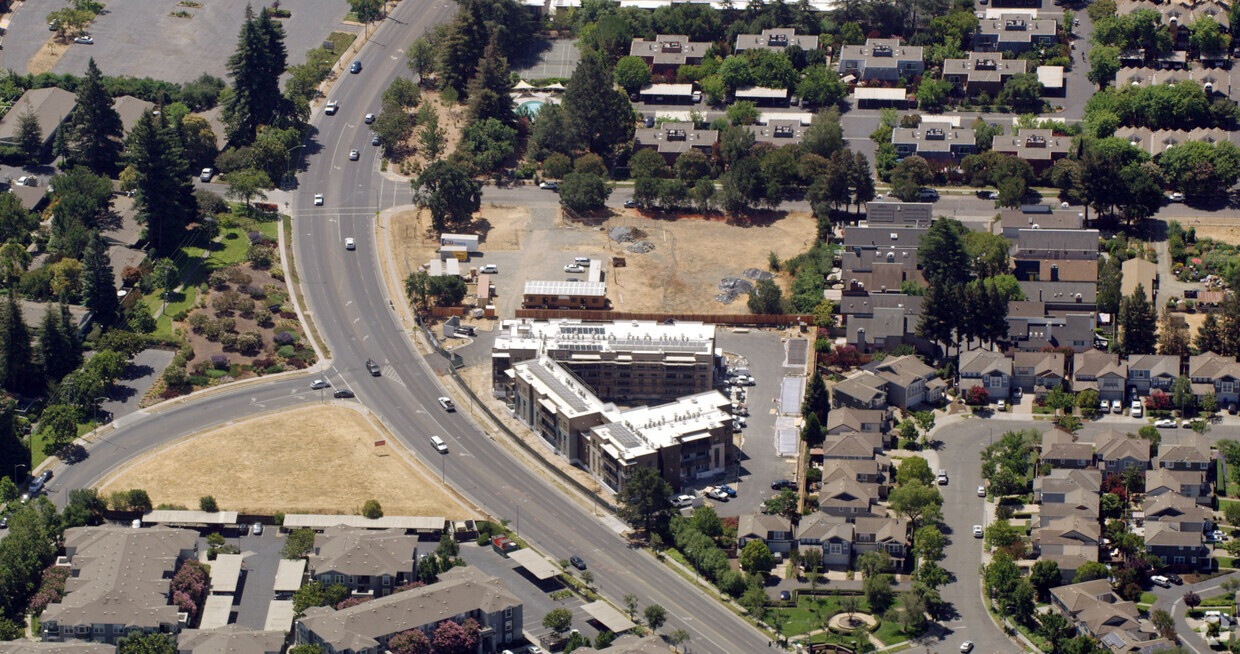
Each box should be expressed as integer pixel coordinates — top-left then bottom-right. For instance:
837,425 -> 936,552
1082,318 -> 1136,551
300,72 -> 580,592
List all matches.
1140,592 -> 1159,605
770,594 -> 912,646
30,421 -> 97,468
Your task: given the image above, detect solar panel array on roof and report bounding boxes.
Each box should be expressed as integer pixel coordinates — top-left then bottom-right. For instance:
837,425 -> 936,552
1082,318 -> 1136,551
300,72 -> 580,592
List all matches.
524,280 -> 606,296
604,422 -> 644,449
562,325 -> 606,336
527,361 -> 592,412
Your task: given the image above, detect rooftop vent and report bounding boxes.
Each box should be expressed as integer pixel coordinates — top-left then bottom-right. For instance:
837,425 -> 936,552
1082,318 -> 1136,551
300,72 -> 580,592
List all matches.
773,125 -> 795,137
975,59 -> 998,70
666,129 -> 687,141
925,128 -> 946,140
1005,18 -> 1027,29
1026,134 -> 1047,147
661,41 -> 683,53
872,44 -> 894,57
768,33 -> 789,47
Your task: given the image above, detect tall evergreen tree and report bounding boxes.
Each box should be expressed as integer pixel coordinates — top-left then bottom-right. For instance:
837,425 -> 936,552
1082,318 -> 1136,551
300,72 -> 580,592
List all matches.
466,37 -> 515,125
917,282 -> 958,356
1197,311 -> 1223,354
918,219 -> 972,288
81,232 -> 119,327
1221,293 -> 1240,357
1157,307 -> 1191,356
65,59 -> 124,174
986,280 -> 1009,348
802,371 -> 830,421
563,51 -> 635,155
126,111 -> 196,254
223,5 -> 288,144
0,289 -> 38,393
1119,285 -> 1157,355
39,305 -> 76,383
15,111 -> 42,165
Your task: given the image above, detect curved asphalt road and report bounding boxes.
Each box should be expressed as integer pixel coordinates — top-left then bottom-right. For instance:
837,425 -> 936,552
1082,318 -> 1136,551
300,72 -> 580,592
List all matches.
45,3 -> 771,651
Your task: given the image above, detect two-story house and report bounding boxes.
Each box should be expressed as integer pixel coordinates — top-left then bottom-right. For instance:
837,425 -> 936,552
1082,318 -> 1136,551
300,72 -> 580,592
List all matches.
1126,354 -> 1180,395
959,349 -> 1012,401
307,527 -> 417,598
1156,432 -> 1212,474
1144,521 -> 1209,569
825,407 -> 891,435
830,371 -> 888,410
1094,430 -> 1152,473
851,517 -> 911,569
1041,431 -> 1094,469
1143,494 -> 1212,532
891,126 -> 977,164
1145,468 -> 1210,505
861,355 -> 946,409
1189,353 -> 1240,409
738,514 -> 795,554
1074,349 -> 1128,403
1012,350 -> 1066,396
1050,580 -> 1166,646
975,15 -> 1059,53
818,477 -> 879,518
797,513 -> 854,569
837,38 -> 925,82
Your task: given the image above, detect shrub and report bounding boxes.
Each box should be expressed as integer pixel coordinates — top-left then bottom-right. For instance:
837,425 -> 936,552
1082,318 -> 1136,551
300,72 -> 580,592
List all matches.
254,307 -> 272,325
244,284 -> 266,298
248,244 -> 275,268
208,270 -> 230,289
285,357 -> 307,369
219,317 -> 236,333
237,297 -> 256,316
277,345 -> 296,358
211,355 -> 229,369
227,267 -> 252,285
188,313 -> 211,333
26,565 -> 71,616
264,364 -> 285,374
273,331 -> 297,345
237,330 -> 263,353
219,332 -> 240,349
121,266 -> 143,287
248,231 -> 262,244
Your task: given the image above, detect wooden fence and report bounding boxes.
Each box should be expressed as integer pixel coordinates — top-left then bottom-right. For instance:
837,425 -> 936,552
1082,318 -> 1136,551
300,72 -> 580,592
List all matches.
514,309 -> 812,327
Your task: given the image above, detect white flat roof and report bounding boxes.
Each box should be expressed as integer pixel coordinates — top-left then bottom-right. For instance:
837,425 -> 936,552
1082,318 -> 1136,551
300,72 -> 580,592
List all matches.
513,358 -> 608,417
985,7 -> 1038,17
508,548 -> 561,580
641,83 -> 693,95
264,600 -> 295,633
273,558 -> 306,593
143,510 -> 239,525
583,600 -> 638,632
1038,65 -> 1065,88
210,554 -> 244,594
494,318 -> 715,356
736,86 -> 789,98
854,88 -> 909,100
921,115 -> 962,128
594,390 -> 731,458
199,595 -> 234,629
757,111 -> 814,125
281,515 -> 447,531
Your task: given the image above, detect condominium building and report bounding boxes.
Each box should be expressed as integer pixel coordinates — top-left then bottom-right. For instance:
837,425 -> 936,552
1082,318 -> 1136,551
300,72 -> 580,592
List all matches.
491,319 -> 718,404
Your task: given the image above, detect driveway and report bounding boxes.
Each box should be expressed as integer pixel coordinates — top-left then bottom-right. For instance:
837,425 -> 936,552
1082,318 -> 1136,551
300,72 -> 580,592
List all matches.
235,526 -> 286,629
99,348 -> 176,423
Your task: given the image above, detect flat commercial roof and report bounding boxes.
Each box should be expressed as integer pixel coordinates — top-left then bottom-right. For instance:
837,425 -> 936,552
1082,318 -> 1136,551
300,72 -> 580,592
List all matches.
736,86 -> 789,98
199,595 -> 234,629
281,514 -> 446,532
523,280 -> 607,297
508,548 -> 561,580
210,554 -> 244,594
854,88 -> 909,100
640,83 -> 693,95
143,510 -> 239,525
264,600 -> 295,633
1038,65 -> 1065,88
583,600 -> 638,632
273,558 -> 306,593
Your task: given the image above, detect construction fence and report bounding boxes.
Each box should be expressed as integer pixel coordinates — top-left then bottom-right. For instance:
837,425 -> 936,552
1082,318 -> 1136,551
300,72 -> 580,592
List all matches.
515,309 -> 812,327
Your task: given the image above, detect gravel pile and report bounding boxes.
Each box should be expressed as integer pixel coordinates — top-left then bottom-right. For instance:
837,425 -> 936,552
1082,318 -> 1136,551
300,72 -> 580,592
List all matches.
609,226 -> 636,242
627,241 -> 655,253
742,268 -> 775,281
716,277 -> 755,304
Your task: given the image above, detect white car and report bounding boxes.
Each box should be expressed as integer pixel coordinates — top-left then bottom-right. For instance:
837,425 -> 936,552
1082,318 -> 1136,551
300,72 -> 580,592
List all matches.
310,379 -> 330,390
479,264 -> 498,274
539,181 -> 558,190
961,642 -> 974,653
314,193 -> 323,206
199,168 -> 214,182
438,397 -> 456,412
1168,192 -> 1185,202
344,237 -> 355,250
250,522 -> 263,535
349,149 -> 360,161
672,494 -> 695,508
1182,419 -> 1195,428
430,435 -> 448,453
1099,399 -> 1109,412
324,101 -> 339,115
977,485 -> 986,497
73,35 -> 93,44
1131,401 -> 1143,418
1112,399 -> 1123,414
972,525 -> 983,538
364,113 -> 376,124
937,469 -> 948,485
996,399 -> 1006,411
564,264 -> 585,273
15,176 -> 37,187
1154,418 -> 1176,428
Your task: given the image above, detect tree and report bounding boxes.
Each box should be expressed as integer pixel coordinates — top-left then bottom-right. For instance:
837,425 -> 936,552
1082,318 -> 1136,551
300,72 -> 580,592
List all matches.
457,117 -> 516,172
888,482 -> 943,528
407,35 -> 437,81
349,0 -> 383,25
616,466 -> 673,533
999,74 -> 1044,113
282,528 -> 315,559
1073,560 -> 1109,583
858,550 -> 892,579
559,172 -> 611,213
740,539 -> 775,574
412,162 -> 482,231
126,110 -> 196,255
1152,609 -> 1176,641
747,279 -> 784,315
916,78 -> 953,111
64,59 -> 124,174
418,109 -> 446,162
199,496 -> 219,512
1119,284 -> 1157,354
387,629 -> 432,654
358,499 -> 383,519
370,110 -> 415,155
920,218 -> 972,288
528,103 -> 580,161
466,37 -> 515,125
1088,45 -> 1121,88
799,412 -> 823,446
614,55 -> 651,94
644,604 -> 668,631
543,607 -> 573,639
1189,17 -> 1230,55
0,291 -> 38,394
15,111 -> 42,165
1172,374 -> 1195,414
1078,389 -> 1101,417
914,525 -> 947,562
1029,560 -> 1061,601
897,457 -> 934,487
81,231 -> 119,327
431,619 -> 480,654
224,6 -> 289,145
222,168 -> 272,207
797,65 -> 847,108
864,573 -> 894,612
985,520 -> 1021,550
0,477 -> 16,502
63,488 -> 107,527
563,51 -> 634,155
117,632 -> 176,654
428,275 -> 467,307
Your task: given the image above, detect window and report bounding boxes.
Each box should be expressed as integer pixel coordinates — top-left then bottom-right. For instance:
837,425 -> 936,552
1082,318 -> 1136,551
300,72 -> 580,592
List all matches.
504,607 -> 512,618
382,576 -> 391,586
93,625 -> 103,634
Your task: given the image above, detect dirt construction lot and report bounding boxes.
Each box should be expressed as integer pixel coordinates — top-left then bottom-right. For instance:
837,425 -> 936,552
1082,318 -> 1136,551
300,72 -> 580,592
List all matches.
388,205 -> 816,316
99,405 -> 473,518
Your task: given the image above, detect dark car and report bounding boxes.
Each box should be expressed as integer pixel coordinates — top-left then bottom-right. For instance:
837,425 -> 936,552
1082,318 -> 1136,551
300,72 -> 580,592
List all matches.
366,359 -> 381,376
350,61 -> 362,74
779,591 -> 791,601
1167,573 -> 1183,585
718,484 -> 737,497
569,555 -> 586,570
770,479 -> 795,490
624,200 -> 639,208
0,516 -> 7,529
333,389 -> 355,398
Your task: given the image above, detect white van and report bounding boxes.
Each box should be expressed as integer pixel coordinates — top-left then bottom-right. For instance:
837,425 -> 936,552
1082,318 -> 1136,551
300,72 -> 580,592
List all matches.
574,257 -> 591,265
1150,575 -> 1171,588
430,435 -> 448,453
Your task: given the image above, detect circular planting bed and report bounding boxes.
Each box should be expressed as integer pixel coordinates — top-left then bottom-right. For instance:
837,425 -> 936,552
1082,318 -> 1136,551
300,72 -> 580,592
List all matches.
827,612 -> 878,633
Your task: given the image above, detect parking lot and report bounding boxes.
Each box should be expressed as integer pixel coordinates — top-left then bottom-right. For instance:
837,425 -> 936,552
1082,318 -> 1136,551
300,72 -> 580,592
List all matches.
2,0 -> 350,80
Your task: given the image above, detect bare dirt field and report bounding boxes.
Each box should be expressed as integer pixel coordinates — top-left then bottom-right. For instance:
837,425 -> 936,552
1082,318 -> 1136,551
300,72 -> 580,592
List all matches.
1162,217 -> 1240,246
99,405 -> 474,518
28,38 -> 69,75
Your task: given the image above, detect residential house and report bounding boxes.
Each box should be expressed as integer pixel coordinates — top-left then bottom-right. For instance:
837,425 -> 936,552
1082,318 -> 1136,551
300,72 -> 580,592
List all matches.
1145,468 -> 1209,505
861,355 -> 946,409
1035,471 -> 1102,526
629,35 -> 709,74
831,372 -> 888,410
632,122 -> 718,164
1094,430 -> 1152,473
1074,350 -> 1129,402
851,517 -> 911,568
997,205 -> 1083,240
959,349 -> 1012,401
294,566 -> 523,654
1143,493 -> 1212,532
1050,580 -> 1162,644
1012,350 -> 1066,395
841,295 -> 927,353
1156,431 -> 1212,473
1117,126 -> 1233,157
1144,521 -> 1208,568
942,52 -> 1028,95
40,526 -> 199,644
1014,228 -> 1100,261
1116,67 -> 1237,101
817,477 -> 879,518
821,459 -> 889,501
825,407 -> 891,435
737,514 -> 794,554
797,513 -> 853,568
112,95 -> 157,135
1031,514 -> 1100,563
306,527 -> 417,597
1126,354 -> 1180,395
837,39 -> 925,82
177,625 -> 286,654
1007,304 -> 1096,353
891,125 -> 976,164
0,87 -> 77,152
820,432 -> 885,461
991,128 -> 1072,172
975,15 -> 1059,53
1188,353 -> 1240,408
1018,280 -> 1097,311
1041,431 -> 1094,469
735,28 -> 820,53
746,119 -> 806,147
1121,258 -> 1158,303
